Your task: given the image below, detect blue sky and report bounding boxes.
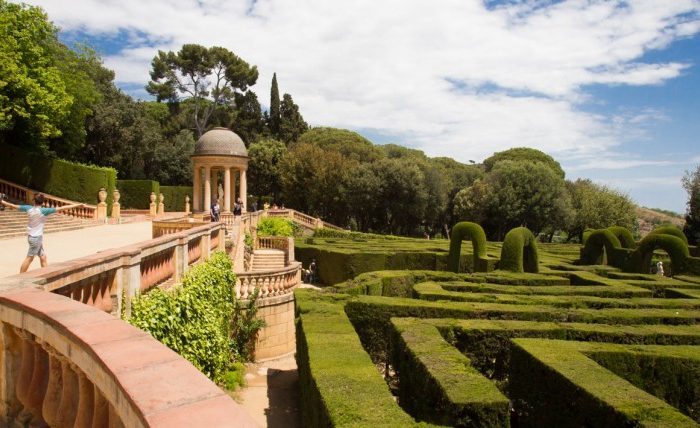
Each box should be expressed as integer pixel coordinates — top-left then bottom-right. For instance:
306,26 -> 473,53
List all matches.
28,0 -> 700,213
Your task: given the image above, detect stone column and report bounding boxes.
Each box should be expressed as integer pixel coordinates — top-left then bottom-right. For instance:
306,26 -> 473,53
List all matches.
210,168 -> 218,206
239,169 -> 247,211
203,165 -> 211,214
224,167 -> 231,213
193,165 -> 201,212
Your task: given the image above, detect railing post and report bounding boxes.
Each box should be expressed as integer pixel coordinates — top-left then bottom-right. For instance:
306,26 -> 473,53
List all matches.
121,254 -> 142,318
287,237 -> 295,264
175,237 -> 188,281
202,230 -> 211,261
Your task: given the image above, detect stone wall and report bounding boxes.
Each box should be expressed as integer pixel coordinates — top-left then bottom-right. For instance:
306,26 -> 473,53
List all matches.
254,293 -> 296,361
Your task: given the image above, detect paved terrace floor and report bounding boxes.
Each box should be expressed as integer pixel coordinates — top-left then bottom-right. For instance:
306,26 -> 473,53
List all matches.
0,222 -> 152,278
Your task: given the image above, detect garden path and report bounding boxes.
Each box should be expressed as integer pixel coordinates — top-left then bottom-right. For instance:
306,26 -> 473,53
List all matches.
0,221 -> 152,278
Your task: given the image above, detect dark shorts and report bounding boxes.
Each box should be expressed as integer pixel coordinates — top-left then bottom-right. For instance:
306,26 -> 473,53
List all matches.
27,235 -> 45,257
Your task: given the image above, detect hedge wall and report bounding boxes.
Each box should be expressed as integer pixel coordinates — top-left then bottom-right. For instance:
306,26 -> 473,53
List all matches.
117,180 -> 159,209
0,144 -> 117,210
650,226 -> 688,245
499,227 -> 539,273
160,185 -> 192,212
447,222 -> 489,273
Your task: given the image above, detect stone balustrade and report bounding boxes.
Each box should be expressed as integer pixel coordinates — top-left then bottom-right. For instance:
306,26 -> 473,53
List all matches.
255,235 -> 295,266
234,262 -> 301,300
0,178 -> 97,220
266,208 -> 344,231
151,216 -> 203,238
4,222 -> 225,316
0,286 -> 257,427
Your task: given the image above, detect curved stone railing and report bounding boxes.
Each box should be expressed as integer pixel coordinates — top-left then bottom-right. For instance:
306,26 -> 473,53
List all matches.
0,177 -> 97,220
266,208 -> 343,231
0,285 -> 257,427
5,222 -> 225,316
151,216 -> 202,238
234,262 -> 301,300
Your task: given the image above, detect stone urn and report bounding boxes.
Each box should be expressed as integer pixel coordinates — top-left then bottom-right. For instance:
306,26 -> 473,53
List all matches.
150,192 -> 156,204
159,193 -> 164,204
113,188 -> 121,204
98,187 -> 107,204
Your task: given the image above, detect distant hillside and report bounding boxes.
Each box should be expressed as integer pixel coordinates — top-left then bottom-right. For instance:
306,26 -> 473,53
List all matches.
636,206 -> 685,237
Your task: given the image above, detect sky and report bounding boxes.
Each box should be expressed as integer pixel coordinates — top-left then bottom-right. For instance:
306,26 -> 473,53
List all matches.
24,0 -> 700,213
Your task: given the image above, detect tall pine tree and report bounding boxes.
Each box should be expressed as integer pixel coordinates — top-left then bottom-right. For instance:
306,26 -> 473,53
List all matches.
279,93 -> 308,145
269,72 -> 281,137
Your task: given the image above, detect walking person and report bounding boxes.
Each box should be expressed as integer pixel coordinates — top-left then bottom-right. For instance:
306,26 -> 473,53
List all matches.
233,198 -> 243,216
309,258 -> 318,284
1,193 -> 84,273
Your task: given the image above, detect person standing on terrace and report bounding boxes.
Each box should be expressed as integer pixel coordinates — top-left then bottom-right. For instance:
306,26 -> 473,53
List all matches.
1,193 -> 84,273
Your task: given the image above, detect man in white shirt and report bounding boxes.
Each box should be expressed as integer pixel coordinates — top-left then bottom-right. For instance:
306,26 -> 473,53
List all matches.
1,193 -> 84,273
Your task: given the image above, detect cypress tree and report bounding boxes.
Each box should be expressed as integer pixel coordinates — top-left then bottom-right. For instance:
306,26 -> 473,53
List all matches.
279,93 -> 308,145
683,165 -> 700,245
269,72 -> 281,137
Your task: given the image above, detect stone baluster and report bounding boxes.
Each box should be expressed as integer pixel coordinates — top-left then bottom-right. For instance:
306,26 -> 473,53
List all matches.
235,278 -> 241,299
41,345 -> 63,426
73,372 -> 95,428
92,387 -> 110,427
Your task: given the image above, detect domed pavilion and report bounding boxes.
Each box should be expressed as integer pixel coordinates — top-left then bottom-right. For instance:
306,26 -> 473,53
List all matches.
191,127 -> 248,213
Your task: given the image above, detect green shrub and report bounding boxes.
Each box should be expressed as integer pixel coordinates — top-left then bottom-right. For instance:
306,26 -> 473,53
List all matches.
231,288 -> 266,361
160,185 -> 192,211
650,226 -> 689,245
0,143 -> 117,210
257,217 -> 294,237
499,227 -> 539,273
128,252 -> 236,383
580,228 -> 626,267
222,362 -> 247,390
117,179 -> 159,209
607,226 -> 636,249
447,222 -> 489,273
628,234 -> 690,275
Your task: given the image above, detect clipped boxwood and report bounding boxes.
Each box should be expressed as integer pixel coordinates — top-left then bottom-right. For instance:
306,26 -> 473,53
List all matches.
649,226 -> 688,245
128,252 -> 235,383
607,226 -> 636,249
499,227 -> 539,273
628,233 -> 690,275
117,179 -> 160,209
447,222 -> 489,273
160,185 -> 192,212
0,143 -> 117,210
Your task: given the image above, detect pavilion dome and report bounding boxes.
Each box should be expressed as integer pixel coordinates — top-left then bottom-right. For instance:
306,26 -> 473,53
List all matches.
193,127 -> 248,157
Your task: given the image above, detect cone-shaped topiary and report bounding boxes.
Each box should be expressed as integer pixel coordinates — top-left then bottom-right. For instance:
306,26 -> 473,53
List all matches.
607,226 -> 636,249
499,227 -> 539,273
648,226 -> 688,245
447,222 -> 488,273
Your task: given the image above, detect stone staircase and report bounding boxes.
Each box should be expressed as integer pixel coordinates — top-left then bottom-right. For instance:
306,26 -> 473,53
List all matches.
0,209 -> 101,240
251,249 -> 286,271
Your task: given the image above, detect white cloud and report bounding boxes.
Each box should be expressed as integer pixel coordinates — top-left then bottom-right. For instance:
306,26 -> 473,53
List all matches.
24,0 -> 700,168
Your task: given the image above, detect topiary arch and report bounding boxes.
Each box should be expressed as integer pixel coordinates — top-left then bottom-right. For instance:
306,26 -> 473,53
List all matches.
580,229 -> 622,266
499,227 -> 539,273
648,226 -> 688,245
447,222 -> 488,273
607,226 -> 636,249
628,234 -> 689,274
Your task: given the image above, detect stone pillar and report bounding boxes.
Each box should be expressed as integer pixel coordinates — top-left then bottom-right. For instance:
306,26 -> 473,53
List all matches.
210,168 -> 218,206
239,169 -> 247,211
185,195 -> 191,214
157,193 -> 165,215
149,192 -> 157,217
193,165 -> 200,212
224,167 -> 232,213
111,189 -> 121,221
96,188 -> 108,222
203,166 -> 211,214
175,237 -> 188,281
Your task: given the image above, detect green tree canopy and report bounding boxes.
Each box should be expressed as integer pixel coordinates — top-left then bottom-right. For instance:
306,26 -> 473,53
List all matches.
233,90 -> 265,145
279,93 -> 308,144
682,165 -> 700,245
248,138 -> 286,200
484,147 -> 565,179
565,179 -> 636,242
297,127 -> 383,162
146,44 -> 258,137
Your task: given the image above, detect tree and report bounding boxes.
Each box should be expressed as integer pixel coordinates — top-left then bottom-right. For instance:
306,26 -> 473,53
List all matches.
248,138 -> 286,200
278,93 -> 308,144
146,44 -> 258,137
683,165 -> 700,245
269,73 -> 280,137
0,1 -> 72,151
233,90 -> 264,145
484,147 -> 565,178
565,179 -> 636,242
297,127 -> 383,162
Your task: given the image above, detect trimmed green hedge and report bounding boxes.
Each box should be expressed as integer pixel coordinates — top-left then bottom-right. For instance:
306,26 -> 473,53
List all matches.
160,185 -> 192,212
499,227 -> 539,273
628,234 -> 690,275
650,226 -> 689,245
117,179 -> 159,209
294,290 -> 431,427
447,222 -> 490,273
607,226 -> 636,249
391,318 -> 509,427
510,339 -> 698,426
580,229 -> 622,265
0,143 -> 117,209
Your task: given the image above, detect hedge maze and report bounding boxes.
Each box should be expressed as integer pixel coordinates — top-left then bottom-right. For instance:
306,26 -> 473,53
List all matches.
295,225 -> 700,427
